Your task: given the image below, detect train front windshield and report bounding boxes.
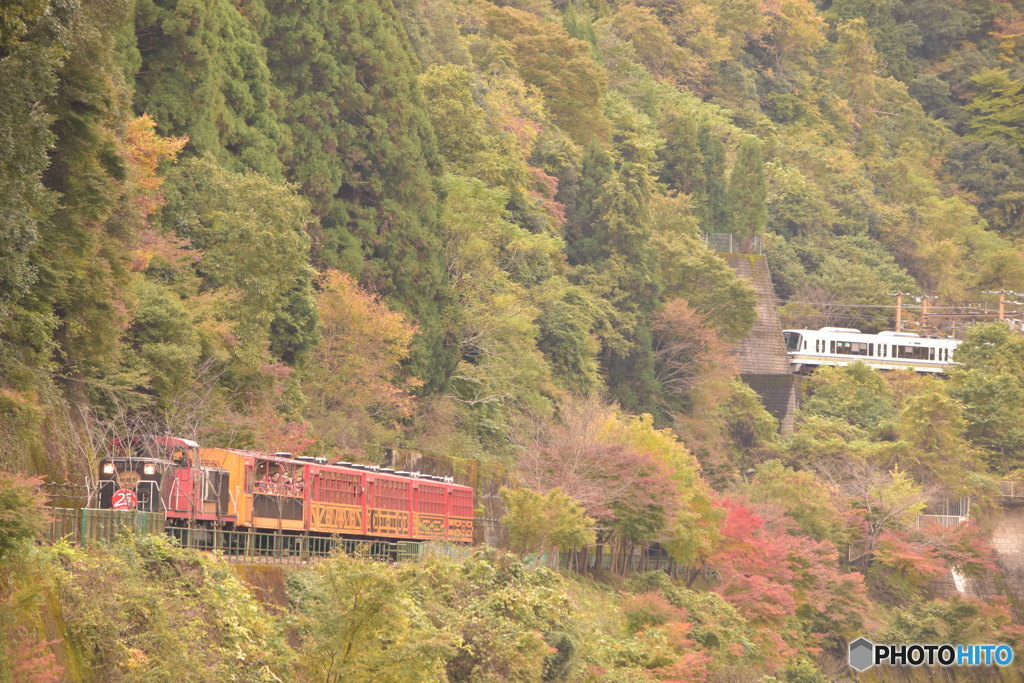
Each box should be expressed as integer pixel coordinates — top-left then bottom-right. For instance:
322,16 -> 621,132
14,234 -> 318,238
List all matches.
784,332 -> 802,352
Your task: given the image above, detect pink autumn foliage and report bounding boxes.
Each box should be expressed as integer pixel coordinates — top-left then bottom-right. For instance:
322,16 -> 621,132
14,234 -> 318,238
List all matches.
527,165 -> 566,226
708,498 -> 869,665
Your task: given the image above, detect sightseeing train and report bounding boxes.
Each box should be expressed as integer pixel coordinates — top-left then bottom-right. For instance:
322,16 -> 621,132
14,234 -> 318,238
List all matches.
783,327 -> 961,374
96,436 -> 473,542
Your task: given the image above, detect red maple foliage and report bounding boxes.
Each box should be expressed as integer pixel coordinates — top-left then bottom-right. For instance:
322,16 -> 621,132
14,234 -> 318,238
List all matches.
708,498 -> 869,666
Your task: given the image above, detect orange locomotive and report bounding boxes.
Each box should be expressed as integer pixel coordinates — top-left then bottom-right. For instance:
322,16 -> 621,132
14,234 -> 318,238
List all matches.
97,436 -> 473,543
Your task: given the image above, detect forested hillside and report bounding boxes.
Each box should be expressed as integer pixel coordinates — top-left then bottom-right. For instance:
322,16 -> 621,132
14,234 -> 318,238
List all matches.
5,0 -> 1024,679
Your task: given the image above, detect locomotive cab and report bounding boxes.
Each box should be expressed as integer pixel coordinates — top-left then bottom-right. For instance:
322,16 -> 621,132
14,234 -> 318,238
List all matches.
98,436 -> 199,512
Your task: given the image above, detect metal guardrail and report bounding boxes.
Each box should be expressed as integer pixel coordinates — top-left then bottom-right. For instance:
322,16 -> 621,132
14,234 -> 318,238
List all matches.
999,480 -> 1024,498
705,233 -> 763,255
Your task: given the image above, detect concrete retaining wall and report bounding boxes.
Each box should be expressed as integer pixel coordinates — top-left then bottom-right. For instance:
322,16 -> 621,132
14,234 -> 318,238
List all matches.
720,253 -> 798,432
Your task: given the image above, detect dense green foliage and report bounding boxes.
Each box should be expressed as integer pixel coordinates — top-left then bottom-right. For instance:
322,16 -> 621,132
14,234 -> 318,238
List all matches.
3,0 -> 1022,455
133,0 -> 289,179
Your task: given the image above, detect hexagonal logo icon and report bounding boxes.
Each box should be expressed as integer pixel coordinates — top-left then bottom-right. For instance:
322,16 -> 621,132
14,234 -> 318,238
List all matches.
849,638 -> 875,672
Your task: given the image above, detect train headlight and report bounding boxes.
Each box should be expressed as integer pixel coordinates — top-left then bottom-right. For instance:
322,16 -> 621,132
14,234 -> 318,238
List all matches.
102,463 -> 115,475
143,463 -> 156,476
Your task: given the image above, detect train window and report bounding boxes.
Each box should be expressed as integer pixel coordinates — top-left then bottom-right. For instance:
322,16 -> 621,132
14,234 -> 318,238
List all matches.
417,485 -> 446,515
830,341 -> 836,353
373,479 -> 409,510
340,473 -> 360,505
833,341 -> 870,356
869,343 -> 874,356
315,472 -> 357,505
396,481 -> 409,510
784,332 -> 803,352
895,345 -> 930,360
451,489 -> 473,518
315,473 -> 337,504
254,461 -> 303,496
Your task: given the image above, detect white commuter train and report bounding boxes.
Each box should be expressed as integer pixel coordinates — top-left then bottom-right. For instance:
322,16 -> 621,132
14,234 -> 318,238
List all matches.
782,327 -> 961,374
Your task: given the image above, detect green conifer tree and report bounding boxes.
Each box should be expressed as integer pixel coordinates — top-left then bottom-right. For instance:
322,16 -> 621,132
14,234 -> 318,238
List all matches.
565,97 -> 663,413
566,141 -> 614,267
132,0 -> 289,179
658,111 -> 707,197
38,0 -> 135,379
697,125 -> 728,233
263,0 -> 455,393
0,0 -> 70,375
726,136 -> 767,237
967,69 -> 1024,147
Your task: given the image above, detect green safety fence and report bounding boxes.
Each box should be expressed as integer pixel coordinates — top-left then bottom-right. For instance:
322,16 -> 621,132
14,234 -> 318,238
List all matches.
44,508 -> 480,566
397,540 -> 474,562
165,527 -> 398,565
48,507 -> 164,545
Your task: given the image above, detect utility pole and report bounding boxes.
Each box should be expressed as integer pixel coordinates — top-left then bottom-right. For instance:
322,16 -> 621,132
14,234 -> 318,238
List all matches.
984,290 -> 1010,322
895,293 -> 903,332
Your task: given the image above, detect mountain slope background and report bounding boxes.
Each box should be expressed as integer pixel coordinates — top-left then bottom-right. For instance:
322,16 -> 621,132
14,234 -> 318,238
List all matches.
5,0 -> 1024,678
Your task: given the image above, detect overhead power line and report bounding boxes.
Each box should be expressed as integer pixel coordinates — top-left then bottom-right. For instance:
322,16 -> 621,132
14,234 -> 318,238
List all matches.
776,300 -> 1024,312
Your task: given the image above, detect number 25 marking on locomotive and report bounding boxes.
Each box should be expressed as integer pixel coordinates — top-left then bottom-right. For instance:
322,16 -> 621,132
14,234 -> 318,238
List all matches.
112,488 -> 137,510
